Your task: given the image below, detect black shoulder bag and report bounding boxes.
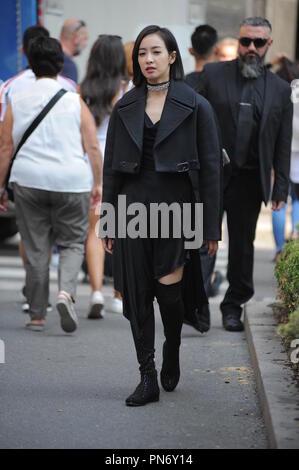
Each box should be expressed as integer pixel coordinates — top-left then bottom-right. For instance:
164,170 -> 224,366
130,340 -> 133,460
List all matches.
4,88 -> 67,201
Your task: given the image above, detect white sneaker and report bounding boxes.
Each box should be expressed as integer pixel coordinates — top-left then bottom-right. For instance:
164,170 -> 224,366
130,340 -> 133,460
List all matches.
106,296 -> 123,314
22,302 -> 30,313
22,302 -> 52,314
88,291 -> 105,319
56,291 -> 78,333
46,303 -> 53,313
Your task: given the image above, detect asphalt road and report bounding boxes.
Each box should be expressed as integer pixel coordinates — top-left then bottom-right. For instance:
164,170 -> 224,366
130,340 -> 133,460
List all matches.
0,241 -> 271,449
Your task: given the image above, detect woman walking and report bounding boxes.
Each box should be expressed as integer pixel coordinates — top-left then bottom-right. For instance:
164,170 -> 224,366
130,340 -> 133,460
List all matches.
101,26 -> 222,406
0,37 -> 102,333
271,57 -> 299,260
81,34 -> 130,317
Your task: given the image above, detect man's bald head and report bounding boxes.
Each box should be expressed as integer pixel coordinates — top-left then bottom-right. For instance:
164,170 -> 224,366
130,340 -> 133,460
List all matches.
60,18 -> 88,57
60,18 -> 81,39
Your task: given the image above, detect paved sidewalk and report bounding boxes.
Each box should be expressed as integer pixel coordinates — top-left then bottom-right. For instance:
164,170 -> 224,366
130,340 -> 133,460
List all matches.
0,204 -> 279,449
0,284 -> 268,449
245,303 -> 299,449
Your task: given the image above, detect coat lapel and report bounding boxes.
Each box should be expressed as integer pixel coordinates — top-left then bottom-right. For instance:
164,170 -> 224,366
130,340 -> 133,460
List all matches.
155,80 -> 195,148
117,80 -> 195,151
225,60 -> 239,127
260,70 -> 275,135
117,87 -> 146,152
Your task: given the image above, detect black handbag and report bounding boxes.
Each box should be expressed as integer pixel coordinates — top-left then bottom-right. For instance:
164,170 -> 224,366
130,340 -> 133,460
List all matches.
4,88 -> 67,201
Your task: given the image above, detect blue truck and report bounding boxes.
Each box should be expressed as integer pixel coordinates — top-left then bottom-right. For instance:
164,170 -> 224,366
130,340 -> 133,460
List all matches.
0,0 -> 38,240
0,0 -> 38,82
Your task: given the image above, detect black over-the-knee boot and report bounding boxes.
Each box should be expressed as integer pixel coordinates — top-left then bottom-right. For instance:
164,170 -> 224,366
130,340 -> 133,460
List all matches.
155,280 -> 184,392
126,307 -> 160,406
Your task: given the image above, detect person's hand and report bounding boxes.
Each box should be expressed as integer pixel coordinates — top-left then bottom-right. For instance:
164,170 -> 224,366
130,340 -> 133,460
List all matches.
90,184 -> 102,209
0,189 -> 9,213
101,237 -> 114,254
206,240 -> 218,257
272,200 -> 285,211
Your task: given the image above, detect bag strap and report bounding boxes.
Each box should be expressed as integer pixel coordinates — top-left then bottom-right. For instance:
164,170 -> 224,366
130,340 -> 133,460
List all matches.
5,88 -> 67,186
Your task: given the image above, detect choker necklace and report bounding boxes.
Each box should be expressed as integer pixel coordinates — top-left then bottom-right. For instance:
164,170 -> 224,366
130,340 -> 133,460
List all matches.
147,80 -> 170,92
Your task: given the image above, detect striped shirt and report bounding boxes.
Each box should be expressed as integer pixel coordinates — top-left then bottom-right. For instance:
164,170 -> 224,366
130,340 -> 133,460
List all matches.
0,69 -> 77,121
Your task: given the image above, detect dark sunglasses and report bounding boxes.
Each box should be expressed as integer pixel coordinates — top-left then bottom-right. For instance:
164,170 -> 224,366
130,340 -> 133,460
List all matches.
98,34 -> 122,40
239,37 -> 269,48
74,20 -> 86,32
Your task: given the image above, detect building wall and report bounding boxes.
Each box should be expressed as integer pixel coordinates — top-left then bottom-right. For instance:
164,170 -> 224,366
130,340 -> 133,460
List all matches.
266,0 -> 298,62
43,0 -> 297,81
44,0 -> 196,80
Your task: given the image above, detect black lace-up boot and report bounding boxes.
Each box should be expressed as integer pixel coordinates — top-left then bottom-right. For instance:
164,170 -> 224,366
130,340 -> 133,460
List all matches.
126,310 -> 160,406
155,280 -> 184,392
125,354 -> 160,406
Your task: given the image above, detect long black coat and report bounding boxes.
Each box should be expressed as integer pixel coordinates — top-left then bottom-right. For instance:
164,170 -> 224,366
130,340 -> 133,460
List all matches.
198,59 -> 293,203
102,79 -> 222,241
102,79 -> 222,332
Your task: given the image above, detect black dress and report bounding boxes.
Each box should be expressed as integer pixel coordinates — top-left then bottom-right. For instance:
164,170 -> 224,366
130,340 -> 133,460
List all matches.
113,113 -> 194,336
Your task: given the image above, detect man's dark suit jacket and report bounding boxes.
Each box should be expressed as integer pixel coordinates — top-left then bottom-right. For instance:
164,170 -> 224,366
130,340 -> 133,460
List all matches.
198,59 -> 293,203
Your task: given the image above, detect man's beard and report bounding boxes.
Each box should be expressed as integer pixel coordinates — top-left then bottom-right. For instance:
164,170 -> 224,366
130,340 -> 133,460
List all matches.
238,52 -> 265,78
73,46 -> 81,57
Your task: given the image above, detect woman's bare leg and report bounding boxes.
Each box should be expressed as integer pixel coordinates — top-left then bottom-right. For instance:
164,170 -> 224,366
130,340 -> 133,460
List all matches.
86,209 -> 105,292
19,239 -> 27,268
158,266 -> 184,285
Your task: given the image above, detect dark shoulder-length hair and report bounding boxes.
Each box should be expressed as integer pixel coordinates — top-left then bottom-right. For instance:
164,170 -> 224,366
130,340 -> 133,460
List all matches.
80,35 -> 128,127
28,36 -> 64,77
132,25 -> 184,87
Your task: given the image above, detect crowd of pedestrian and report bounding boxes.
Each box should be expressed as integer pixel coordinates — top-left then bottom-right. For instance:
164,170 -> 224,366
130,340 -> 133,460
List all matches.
0,15 -> 298,407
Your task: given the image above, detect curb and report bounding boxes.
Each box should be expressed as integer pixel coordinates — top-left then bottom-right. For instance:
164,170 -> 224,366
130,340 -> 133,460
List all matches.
244,301 -> 299,449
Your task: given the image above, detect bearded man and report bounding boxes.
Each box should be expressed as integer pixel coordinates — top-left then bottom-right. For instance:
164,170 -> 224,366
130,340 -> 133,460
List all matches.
198,17 -> 293,331
59,18 -> 88,83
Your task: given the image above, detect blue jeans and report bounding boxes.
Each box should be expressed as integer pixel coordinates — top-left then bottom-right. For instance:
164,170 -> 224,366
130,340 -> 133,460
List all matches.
272,184 -> 299,253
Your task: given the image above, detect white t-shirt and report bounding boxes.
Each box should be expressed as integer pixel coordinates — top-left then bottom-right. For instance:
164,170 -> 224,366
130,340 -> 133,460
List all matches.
94,80 -> 133,158
290,101 -> 299,183
290,152 -> 299,184
0,69 -> 77,121
86,82 -> 133,186
9,78 -> 91,192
